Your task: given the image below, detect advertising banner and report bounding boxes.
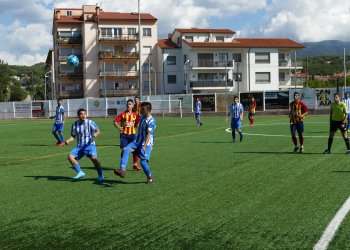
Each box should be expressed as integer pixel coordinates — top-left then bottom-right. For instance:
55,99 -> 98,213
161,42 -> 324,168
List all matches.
193,94 -> 215,111
265,91 -> 289,109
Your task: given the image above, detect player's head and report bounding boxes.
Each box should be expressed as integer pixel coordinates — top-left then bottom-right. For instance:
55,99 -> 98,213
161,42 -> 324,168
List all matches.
346,92 -> 350,98
134,96 -> 140,104
77,108 -> 87,121
234,96 -> 239,103
126,99 -> 134,110
251,96 -> 254,101
140,102 -> 152,116
334,92 -> 341,103
57,97 -> 62,105
197,97 -> 200,101
293,92 -> 300,101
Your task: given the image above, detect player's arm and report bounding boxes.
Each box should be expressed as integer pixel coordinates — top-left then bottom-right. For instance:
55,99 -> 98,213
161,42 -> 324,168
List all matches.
299,103 -> 309,119
93,128 -> 101,138
240,110 -> 244,121
113,115 -> 123,132
49,114 -> 56,119
65,135 -> 75,145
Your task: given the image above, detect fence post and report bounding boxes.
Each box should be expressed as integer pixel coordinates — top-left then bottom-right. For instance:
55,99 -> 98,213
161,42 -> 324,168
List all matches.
215,92 -> 217,112
168,94 -> 171,113
105,97 -> 108,118
86,98 -> 89,117
13,102 -> 15,119
180,99 -> 183,118
30,101 -> 33,119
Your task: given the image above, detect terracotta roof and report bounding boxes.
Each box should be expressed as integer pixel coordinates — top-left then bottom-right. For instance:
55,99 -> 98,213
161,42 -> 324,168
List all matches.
56,15 -> 84,23
183,38 -> 304,49
157,39 -> 179,49
97,12 -> 157,22
175,28 -> 235,34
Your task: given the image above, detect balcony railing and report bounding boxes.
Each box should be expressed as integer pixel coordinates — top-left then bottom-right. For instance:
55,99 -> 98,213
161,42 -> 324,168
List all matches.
99,88 -> 139,97
279,60 -> 303,68
100,70 -> 138,78
59,91 -> 84,98
59,72 -> 83,80
58,55 -> 83,62
57,37 -> 82,44
99,51 -> 138,60
191,60 -> 234,68
99,34 -> 138,42
190,80 -> 234,88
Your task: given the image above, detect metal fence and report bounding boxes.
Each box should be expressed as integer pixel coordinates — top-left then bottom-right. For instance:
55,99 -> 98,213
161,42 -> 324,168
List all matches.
0,88 -> 348,119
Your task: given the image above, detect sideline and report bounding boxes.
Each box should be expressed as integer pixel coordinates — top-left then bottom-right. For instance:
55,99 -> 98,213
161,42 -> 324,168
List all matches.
314,196 -> 350,250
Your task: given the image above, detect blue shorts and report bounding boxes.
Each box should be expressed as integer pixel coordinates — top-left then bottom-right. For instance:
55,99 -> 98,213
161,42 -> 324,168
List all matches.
70,144 -> 97,160
290,122 -> 304,134
126,141 -> 152,161
347,113 -> 350,120
231,118 -> 241,129
195,112 -> 200,119
120,134 -> 136,148
52,123 -> 64,132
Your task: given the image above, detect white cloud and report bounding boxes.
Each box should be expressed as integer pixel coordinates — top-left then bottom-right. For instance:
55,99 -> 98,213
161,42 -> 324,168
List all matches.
258,0 -> 350,42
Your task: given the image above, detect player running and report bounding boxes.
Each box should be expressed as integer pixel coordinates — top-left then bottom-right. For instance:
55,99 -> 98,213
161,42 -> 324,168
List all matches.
50,98 -> 66,146
65,108 -> 104,181
114,99 -> 141,171
289,92 -> 308,153
323,92 -> 350,154
114,102 -> 156,184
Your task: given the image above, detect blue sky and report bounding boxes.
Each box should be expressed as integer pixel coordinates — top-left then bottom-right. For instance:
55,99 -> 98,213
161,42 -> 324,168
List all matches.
1,0 -> 350,65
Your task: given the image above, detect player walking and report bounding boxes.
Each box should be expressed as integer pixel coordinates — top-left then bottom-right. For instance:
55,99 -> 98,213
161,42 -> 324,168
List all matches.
323,93 -> 350,154
248,96 -> 256,126
289,92 -> 308,153
195,97 -> 203,127
226,96 -> 244,142
114,99 -> 141,171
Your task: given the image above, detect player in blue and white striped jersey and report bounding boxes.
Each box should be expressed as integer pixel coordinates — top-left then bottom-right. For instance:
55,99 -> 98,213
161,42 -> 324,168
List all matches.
342,92 -> 350,131
114,102 -> 156,184
226,96 -> 244,143
64,108 -> 104,181
50,98 -> 66,146
194,97 -> 203,127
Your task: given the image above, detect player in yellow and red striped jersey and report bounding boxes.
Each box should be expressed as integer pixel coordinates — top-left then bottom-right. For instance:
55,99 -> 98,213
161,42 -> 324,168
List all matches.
114,99 -> 141,170
248,97 -> 256,126
289,92 -> 308,153
133,96 -> 142,119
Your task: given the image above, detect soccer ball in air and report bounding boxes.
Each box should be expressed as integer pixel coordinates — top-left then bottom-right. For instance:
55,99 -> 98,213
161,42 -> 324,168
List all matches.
66,55 -> 79,67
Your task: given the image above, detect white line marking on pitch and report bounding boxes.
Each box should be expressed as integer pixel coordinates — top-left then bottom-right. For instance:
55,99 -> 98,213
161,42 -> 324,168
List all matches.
225,129 -> 330,138
314,196 -> 350,250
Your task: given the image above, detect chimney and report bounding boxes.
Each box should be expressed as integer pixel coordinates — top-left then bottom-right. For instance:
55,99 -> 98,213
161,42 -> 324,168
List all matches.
55,10 -> 61,20
95,5 -> 100,16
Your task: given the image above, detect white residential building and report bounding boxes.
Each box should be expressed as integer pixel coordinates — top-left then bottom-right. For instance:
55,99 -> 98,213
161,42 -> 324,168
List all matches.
157,28 -> 304,94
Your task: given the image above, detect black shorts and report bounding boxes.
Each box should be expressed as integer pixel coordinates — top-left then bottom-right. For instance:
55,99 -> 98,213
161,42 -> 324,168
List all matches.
248,112 -> 255,117
330,120 -> 347,132
120,133 -> 136,148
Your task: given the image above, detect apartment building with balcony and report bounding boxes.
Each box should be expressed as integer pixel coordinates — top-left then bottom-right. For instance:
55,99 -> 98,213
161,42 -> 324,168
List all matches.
157,28 -> 304,94
51,4 -> 158,99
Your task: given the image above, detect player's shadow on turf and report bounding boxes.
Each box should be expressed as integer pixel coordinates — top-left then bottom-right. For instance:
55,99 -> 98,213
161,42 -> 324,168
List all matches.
331,170 -> 350,173
195,141 -> 233,144
23,144 -> 51,147
236,151 -> 324,155
24,175 -> 146,186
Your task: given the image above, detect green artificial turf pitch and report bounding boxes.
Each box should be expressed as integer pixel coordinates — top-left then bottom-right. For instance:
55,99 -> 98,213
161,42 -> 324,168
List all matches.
0,115 -> 350,249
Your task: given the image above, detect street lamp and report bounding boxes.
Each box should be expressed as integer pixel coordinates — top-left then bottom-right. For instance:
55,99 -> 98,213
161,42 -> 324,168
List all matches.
150,67 -> 156,95
44,71 -> 51,100
184,59 -> 190,94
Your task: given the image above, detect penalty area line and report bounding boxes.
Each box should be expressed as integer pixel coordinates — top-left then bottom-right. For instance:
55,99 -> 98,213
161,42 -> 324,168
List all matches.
314,196 -> 350,250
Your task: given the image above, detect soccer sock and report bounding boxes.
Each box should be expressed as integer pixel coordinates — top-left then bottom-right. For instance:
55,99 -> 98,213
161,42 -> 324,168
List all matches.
140,159 -> 152,177
328,138 -> 334,150
96,167 -> 103,177
292,135 -> 297,146
344,138 -> 350,150
73,163 -> 82,173
232,131 -> 236,141
59,133 -> 65,143
251,118 -> 254,124
133,154 -> 139,165
298,133 -> 304,146
120,147 -> 132,170
238,131 -> 243,141
53,132 -> 60,142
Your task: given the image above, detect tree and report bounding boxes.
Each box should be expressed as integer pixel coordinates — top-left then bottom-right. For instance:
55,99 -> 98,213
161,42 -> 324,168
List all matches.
0,60 -> 12,102
9,82 -> 28,101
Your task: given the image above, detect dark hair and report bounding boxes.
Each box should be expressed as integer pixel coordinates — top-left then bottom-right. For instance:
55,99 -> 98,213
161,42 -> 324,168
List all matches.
127,99 -> 134,103
134,96 -> 140,100
294,92 -> 299,96
77,108 -> 86,117
57,97 -> 62,102
141,102 -> 152,112
234,96 -> 238,99
334,92 -> 340,97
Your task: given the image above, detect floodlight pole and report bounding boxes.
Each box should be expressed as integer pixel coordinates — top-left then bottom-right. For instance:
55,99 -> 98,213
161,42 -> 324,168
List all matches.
44,71 -> 51,100
138,0 -> 142,100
